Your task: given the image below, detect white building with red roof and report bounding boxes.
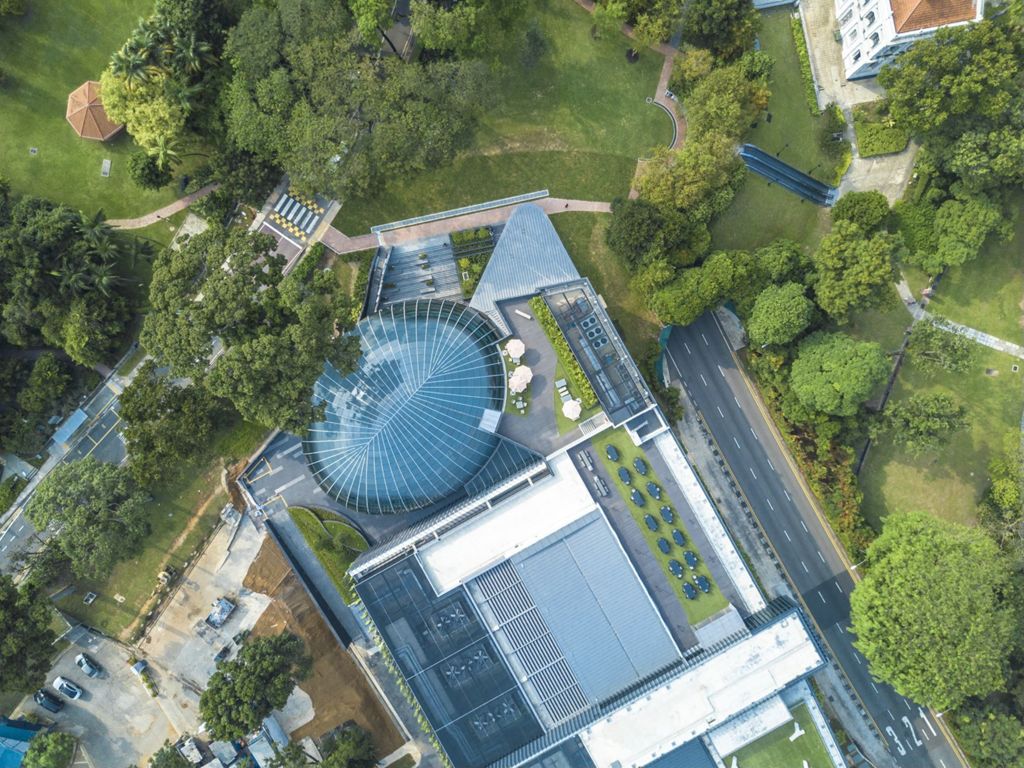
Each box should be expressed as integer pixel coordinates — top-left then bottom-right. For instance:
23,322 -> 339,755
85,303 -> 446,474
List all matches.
836,0 -> 985,79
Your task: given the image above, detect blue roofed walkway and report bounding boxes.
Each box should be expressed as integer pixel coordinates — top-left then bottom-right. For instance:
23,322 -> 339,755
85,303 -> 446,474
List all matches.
739,144 -> 839,206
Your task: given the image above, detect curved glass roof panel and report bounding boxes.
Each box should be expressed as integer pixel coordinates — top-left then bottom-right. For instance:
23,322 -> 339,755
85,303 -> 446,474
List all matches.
305,299 -> 507,514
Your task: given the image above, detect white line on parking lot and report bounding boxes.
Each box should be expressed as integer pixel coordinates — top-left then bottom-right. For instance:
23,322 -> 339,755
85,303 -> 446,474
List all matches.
684,342 -> 692,355
716,406 -> 725,418
275,442 -> 302,459
749,467 -> 757,480
817,550 -> 826,563
699,373 -> 708,386
701,333 -> 709,346
273,475 -> 307,494
800,519 -> 808,532
782,528 -> 790,541
767,498 -> 776,511
801,560 -> 809,573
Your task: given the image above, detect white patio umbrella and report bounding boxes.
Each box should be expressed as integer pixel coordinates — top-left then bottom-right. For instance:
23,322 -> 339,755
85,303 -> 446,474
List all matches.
511,365 -> 533,384
562,399 -> 582,420
505,338 -> 525,362
509,371 -> 529,394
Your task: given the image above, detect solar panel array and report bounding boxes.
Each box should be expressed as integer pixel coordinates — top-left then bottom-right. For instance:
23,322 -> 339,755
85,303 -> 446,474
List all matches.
472,562 -> 591,727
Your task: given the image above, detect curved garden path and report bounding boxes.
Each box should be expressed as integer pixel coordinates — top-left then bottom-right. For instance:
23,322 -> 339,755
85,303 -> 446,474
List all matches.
108,183 -> 220,229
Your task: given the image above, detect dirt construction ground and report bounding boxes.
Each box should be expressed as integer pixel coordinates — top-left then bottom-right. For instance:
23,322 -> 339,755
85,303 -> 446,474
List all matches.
244,537 -> 403,753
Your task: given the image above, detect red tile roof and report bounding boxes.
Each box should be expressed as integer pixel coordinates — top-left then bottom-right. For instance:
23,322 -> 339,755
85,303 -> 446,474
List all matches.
890,0 -> 977,32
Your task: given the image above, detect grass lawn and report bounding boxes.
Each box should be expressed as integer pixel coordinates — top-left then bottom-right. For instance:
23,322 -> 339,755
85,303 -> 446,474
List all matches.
844,285 -> 911,353
0,0 -> 187,218
727,703 -> 835,768
287,507 -> 368,605
502,353 -> 532,416
54,418 -> 267,637
597,427 -> 729,625
333,0 -> 671,234
711,174 -> 830,253
900,264 -> 932,300
745,10 -> 843,186
551,213 -> 661,361
859,346 -> 1024,529
928,193 -> 1024,344
553,360 -> 601,434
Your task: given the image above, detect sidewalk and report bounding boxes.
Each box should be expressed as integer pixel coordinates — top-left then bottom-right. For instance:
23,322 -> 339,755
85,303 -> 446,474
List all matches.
108,183 -> 220,229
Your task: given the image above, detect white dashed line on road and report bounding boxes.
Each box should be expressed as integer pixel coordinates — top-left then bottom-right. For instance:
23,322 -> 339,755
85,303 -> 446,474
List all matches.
733,396 -> 741,408
701,333 -> 709,346
16,525 -> 24,533
835,581 -> 843,593
766,458 -> 775,471
800,519 -> 808,532
749,427 -> 758,440
684,342 -> 692,354
904,700 -> 912,711
888,710 -> 895,721
818,591 -> 827,604
782,528 -> 790,540
718,365 -> 726,377
733,437 -> 741,449
800,560 -> 809,573
699,373 -> 708,386
871,682 -> 879,693
716,406 -> 725,418
766,498 -> 775,511
920,709 -> 937,736
749,467 -> 757,480
854,653 -> 862,665
784,489 -> 792,501
817,550 -> 826,563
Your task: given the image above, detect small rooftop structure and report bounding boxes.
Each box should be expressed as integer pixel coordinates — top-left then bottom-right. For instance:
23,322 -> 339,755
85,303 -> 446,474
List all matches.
50,408 -> 87,448
66,81 -> 123,141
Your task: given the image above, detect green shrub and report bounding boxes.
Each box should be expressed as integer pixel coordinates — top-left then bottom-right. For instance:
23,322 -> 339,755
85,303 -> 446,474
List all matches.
0,475 -> 26,513
790,15 -> 820,116
528,297 -> 598,409
349,249 -> 377,324
853,101 -> 910,157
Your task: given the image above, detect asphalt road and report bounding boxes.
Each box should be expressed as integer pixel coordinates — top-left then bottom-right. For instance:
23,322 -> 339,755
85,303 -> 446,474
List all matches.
666,314 -> 964,768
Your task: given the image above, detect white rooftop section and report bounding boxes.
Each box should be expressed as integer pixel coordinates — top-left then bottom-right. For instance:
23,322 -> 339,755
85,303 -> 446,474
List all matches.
579,614 -> 823,768
654,431 -> 765,612
707,695 -> 791,756
417,451 -> 596,593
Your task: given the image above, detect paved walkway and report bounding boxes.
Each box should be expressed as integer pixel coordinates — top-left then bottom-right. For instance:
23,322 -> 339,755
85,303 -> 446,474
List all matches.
108,183 -> 220,229
323,197 -> 613,254
800,0 -> 884,109
896,277 -> 1024,360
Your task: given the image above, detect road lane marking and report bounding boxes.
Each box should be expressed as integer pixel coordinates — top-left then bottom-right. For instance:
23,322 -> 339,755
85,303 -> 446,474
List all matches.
886,727 -> 906,756
749,427 -> 758,440
800,560 -> 809,573
749,467 -> 757,479
888,710 -> 895,721
666,349 -> 684,379
684,342 -> 692,354
275,442 -> 302,459
733,396 -> 741,408
920,709 -> 937,736
784,489 -> 792,501
783,528 -> 790,541
17,524 -> 24,533
854,653 -> 862,664
716,406 -> 725,418
699,373 -> 708,386
701,333 -> 709,346
817,550 -> 826,563
767,498 -> 776,511
903,717 -> 923,747
766,458 -> 775,471
800,520 -> 808,533
733,437 -> 741,449
818,591 -> 826,604
273,475 -> 307,494
904,700 -> 912,711
835,581 -> 843,593
871,682 -> 879,693
718,365 -> 725,377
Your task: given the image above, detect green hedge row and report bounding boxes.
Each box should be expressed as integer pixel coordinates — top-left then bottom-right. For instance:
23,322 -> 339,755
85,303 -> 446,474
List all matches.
790,15 -> 820,116
853,103 -> 911,157
528,297 -> 599,409
451,227 -> 491,246
349,248 -> 378,324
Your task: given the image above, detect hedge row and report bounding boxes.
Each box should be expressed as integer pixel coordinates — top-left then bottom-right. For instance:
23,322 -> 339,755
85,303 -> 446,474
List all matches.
349,248 -> 378,324
451,227 -> 491,246
528,297 -> 598,409
853,103 -> 911,157
790,15 -> 820,116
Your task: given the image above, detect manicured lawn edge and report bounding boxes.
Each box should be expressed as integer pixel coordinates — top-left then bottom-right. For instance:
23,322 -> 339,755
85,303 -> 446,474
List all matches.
790,14 -> 820,116
288,507 -> 368,605
553,360 -> 601,434
727,703 -> 834,767
597,427 -> 729,625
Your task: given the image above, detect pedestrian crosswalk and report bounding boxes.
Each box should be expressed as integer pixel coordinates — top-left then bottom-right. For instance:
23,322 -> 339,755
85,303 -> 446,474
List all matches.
268,188 -> 327,243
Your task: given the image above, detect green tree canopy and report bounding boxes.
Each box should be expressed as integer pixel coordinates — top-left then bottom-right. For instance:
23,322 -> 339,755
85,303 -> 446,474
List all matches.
25,458 -> 149,579
850,512 -> 1020,710
681,0 -> 759,59
410,0 -> 526,56
685,61 -> 770,142
952,701 -> 1024,768
789,332 -> 888,416
811,220 -> 901,322
199,633 -> 311,741
120,360 -> 226,485
321,726 -> 376,768
831,191 -> 890,233
746,282 -> 814,347
22,732 -> 76,768
0,575 -> 56,693
879,392 -> 967,455
906,320 -> 974,374
149,741 -> 191,768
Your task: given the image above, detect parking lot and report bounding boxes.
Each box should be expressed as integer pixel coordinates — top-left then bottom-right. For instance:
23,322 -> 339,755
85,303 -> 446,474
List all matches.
21,628 -> 176,768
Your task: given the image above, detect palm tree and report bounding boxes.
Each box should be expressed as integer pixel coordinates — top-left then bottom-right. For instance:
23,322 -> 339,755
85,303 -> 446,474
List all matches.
123,238 -> 155,270
172,34 -> 216,76
89,262 -> 126,298
152,135 -> 181,171
77,210 -> 113,250
171,81 -> 203,114
111,46 -> 149,91
88,234 -> 122,265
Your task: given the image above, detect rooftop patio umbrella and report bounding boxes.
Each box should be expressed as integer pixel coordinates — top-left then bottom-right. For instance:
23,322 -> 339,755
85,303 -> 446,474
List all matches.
511,365 -> 533,384
562,399 -> 582,421
509,371 -> 529,394
505,338 -> 525,362
66,81 -> 123,141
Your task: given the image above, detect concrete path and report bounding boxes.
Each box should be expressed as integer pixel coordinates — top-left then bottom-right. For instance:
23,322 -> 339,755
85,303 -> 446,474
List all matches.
324,197 -> 613,252
896,277 -> 1024,360
108,183 -> 220,229
800,0 -> 883,110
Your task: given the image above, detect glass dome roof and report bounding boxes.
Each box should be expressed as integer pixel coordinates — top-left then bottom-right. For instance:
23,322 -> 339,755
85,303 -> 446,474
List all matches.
304,299 -> 508,515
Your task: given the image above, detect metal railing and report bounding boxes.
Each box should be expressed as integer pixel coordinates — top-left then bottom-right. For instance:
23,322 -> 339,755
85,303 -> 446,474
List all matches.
370,190 -> 549,234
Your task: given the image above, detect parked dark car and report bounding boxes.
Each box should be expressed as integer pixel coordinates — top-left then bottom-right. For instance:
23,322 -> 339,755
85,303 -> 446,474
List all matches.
34,689 -> 63,713
644,514 -> 659,531
605,444 -> 620,462
695,575 -> 712,593
682,582 -> 698,600
633,458 -> 648,476
630,488 -> 645,506
672,529 -> 686,547
646,482 -> 662,500
659,505 -> 674,524
668,560 -> 684,578
75,653 -> 103,678
617,467 -> 631,485
657,538 -> 671,554
683,551 -> 699,570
